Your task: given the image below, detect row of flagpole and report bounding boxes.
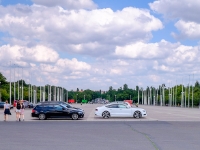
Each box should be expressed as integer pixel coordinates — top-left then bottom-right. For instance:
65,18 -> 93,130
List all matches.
8,62 -> 68,104
136,75 -> 197,108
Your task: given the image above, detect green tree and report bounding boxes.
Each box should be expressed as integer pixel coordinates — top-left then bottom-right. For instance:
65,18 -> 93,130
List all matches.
0,89 -> 9,101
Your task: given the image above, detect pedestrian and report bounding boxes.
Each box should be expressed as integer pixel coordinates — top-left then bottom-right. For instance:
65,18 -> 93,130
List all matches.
3,100 -> 11,121
20,100 -> 25,121
16,100 -> 21,121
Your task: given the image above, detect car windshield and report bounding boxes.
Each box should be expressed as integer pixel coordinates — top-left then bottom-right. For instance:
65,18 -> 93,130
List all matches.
61,103 -> 72,108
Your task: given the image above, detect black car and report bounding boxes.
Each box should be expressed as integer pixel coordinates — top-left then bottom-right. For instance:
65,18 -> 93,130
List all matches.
36,101 -> 84,112
32,103 -> 84,120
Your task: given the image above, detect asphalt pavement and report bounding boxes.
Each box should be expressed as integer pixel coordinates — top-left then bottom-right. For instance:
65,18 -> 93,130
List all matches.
1,121 -> 200,150
0,103 -> 200,121
0,104 -> 200,150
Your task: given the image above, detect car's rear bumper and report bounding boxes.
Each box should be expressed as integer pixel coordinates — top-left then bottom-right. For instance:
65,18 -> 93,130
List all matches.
31,113 -> 39,117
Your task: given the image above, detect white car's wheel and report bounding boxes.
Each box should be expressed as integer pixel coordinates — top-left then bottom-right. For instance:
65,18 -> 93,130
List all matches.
133,111 -> 141,119
102,111 -> 110,119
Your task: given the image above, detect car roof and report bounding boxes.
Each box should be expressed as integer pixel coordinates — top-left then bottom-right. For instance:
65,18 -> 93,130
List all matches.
109,101 -> 128,104
40,101 -> 65,103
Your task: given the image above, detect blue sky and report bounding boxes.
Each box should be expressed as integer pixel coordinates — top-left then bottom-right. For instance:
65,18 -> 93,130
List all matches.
0,0 -> 200,90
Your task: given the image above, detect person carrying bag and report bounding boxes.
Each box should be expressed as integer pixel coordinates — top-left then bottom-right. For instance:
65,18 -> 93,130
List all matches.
4,100 -> 11,121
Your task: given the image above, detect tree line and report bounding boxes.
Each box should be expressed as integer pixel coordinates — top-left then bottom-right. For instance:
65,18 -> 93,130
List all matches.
0,72 -> 200,106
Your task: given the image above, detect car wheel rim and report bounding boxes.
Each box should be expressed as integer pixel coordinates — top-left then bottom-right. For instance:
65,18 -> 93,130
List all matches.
39,114 -> 45,120
72,114 -> 78,120
134,111 -> 140,119
102,111 -> 110,118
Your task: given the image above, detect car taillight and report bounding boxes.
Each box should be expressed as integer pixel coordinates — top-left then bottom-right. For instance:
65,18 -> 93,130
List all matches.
95,109 -> 98,111
32,109 -> 36,113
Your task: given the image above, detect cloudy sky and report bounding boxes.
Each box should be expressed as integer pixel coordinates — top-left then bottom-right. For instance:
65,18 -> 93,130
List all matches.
0,0 -> 200,91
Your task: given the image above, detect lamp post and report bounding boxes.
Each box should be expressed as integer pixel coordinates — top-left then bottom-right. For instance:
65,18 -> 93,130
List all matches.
17,66 -> 19,100
28,83 -> 30,102
169,94 -> 172,107
66,90 -> 68,103
19,86 -> 21,100
22,67 -> 23,100
21,87 -> 23,100
160,95 -> 162,106
14,64 -> 16,101
9,61 -> 11,104
181,92 -> 184,108
34,90 -> 36,104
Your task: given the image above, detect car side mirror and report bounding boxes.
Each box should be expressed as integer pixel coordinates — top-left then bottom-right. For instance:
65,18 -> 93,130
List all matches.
62,107 -> 66,110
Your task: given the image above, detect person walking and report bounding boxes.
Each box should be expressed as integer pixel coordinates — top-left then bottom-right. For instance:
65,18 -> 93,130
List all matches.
16,100 -> 21,121
20,100 -> 25,121
3,100 -> 11,121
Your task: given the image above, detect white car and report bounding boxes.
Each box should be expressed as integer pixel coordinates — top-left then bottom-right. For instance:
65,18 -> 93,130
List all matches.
95,103 -> 147,119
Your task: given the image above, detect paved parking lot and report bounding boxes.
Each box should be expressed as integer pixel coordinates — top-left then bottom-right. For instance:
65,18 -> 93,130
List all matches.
0,104 -> 200,121
1,104 -> 200,150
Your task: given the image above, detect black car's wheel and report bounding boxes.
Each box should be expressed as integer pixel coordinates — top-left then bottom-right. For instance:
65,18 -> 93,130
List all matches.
71,113 -> 79,120
102,111 -> 110,119
38,113 -> 46,120
133,111 -> 141,119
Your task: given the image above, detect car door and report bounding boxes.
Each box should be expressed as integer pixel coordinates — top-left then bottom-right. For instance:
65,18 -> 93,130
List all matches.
118,104 -> 132,117
60,104 -> 71,118
106,104 -> 120,117
44,105 -> 55,117
52,105 -> 64,118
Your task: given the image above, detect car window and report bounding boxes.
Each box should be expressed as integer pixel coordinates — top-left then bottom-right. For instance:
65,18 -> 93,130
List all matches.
54,105 -> 63,110
66,104 -> 72,108
36,105 -> 43,109
42,105 -> 54,109
118,104 -> 127,108
106,104 -> 119,108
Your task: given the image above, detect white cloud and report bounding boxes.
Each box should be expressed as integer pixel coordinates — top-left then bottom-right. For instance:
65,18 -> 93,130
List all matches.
20,45 -> 59,63
0,5 -> 163,57
149,0 -> 200,40
56,58 -> 91,71
149,75 -> 160,82
149,0 -> 200,23
0,44 -> 59,64
114,40 -> 177,59
32,0 -> 97,10
172,20 -> 200,39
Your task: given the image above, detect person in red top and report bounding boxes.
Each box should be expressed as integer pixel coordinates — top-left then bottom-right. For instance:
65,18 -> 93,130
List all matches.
13,100 -> 17,107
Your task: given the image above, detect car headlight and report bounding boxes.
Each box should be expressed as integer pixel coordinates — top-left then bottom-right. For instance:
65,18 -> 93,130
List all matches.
78,111 -> 83,114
